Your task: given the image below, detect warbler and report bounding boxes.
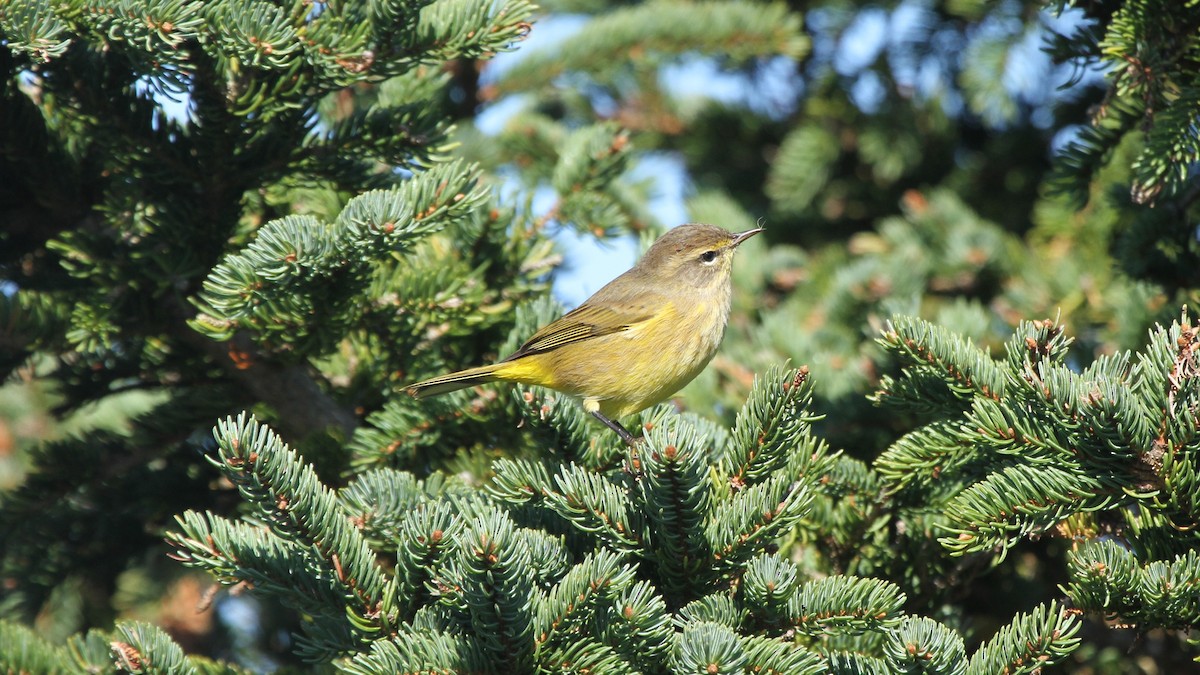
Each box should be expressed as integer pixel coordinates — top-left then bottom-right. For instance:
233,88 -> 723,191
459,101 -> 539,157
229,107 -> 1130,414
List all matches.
406,223 -> 763,445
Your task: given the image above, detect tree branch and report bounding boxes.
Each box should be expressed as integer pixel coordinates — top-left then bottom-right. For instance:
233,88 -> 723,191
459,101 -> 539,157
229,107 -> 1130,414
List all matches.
170,320 -> 358,442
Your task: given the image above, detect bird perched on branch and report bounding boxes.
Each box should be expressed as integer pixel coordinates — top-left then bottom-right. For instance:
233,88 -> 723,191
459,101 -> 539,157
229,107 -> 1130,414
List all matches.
407,223 -> 763,445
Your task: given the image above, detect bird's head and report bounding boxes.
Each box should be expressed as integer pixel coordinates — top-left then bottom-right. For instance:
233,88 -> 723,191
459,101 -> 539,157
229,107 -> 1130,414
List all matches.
636,223 -> 763,292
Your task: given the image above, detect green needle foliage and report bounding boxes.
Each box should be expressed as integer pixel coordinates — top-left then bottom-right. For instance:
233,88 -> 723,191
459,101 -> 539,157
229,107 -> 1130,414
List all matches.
122,374 -> 1084,672
874,311 -> 1200,562
4,0 -> 1200,672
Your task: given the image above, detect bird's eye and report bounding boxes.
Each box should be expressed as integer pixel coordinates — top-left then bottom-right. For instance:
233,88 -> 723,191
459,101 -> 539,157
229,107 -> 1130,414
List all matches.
699,250 -> 718,264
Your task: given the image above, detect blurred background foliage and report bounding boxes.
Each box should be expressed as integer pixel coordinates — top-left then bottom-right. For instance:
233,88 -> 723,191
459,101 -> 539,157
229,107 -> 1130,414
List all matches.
3,0 -> 1200,671
460,0 -> 1198,453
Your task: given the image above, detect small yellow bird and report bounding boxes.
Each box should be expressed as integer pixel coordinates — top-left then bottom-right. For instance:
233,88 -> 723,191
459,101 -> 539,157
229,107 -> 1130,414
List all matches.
406,223 -> 763,445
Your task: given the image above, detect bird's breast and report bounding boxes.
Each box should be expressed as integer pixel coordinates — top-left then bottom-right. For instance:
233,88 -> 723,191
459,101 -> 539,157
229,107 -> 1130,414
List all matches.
511,289 -> 733,419
592,295 -> 729,417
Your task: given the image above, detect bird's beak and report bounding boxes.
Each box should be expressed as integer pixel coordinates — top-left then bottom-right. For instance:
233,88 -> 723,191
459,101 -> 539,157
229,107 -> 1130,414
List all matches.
731,227 -> 764,248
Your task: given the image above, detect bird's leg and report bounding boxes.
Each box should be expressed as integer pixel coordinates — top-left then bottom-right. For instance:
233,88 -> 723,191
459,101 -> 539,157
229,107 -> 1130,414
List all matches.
590,410 -> 640,447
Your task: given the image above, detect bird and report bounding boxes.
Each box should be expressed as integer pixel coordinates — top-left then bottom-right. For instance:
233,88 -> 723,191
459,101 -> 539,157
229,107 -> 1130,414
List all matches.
405,223 -> 763,445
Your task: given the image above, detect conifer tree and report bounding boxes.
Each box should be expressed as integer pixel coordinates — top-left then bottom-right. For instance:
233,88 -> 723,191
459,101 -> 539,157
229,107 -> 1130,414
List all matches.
2,0 -> 1200,673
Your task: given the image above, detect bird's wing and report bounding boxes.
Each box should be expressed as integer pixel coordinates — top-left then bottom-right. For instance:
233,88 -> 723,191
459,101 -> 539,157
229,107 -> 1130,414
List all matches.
503,300 -> 656,360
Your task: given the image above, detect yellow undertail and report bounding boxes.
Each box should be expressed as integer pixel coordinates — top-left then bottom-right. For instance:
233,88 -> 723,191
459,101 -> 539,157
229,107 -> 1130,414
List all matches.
406,356 -> 557,398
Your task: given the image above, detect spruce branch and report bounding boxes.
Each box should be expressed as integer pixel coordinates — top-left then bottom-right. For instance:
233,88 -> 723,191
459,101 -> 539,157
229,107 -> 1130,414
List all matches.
787,576 -> 906,635
207,413 -> 388,637
402,0 -> 535,65
192,160 -> 486,353
0,0 -> 72,62
875,311 -> 1200,571
310,69 -> 457,169
876,315 -> 1007,403
882,616 -> 966,675
766,125 -> 842,217
874,421 -> 977,493
725,364 -> 825,485
965,397 -> 1075,465
189,213 -> 355,354
637,419 -> 714,603
704,476 -> 812,576
800,455 -> 886,561
1131,86 -> 1200,203
109,621 -> 196,675
826,651 -> 891,674
348,389 -> 502,470
1138,551 -> 1200,629
1045,94 -> 1143,207
493,2 -> 808,95
166,510 -> 334,605
1135,311 -> 1200,445
1064,539 -> 1142,619
0,619 -> 72,674
963,601 -> 1081,675
166,511 -> 363,655
536,638 -> 635,673
75,0 -> 203,62
1003,317 -> 1073,376
740,554 -> 801,623
939,464 -> 1119,559
361,0 -> 437,29
449,508 -> 536,670
0,290 -> 70,375
488,457 -> 559,508
338,468 -> 469,549
491,112 -> 569,184
1095,2 -> 1200,205
534,549 -> 638,652
555,186 -> 646,237
550,123 -> 631,196
1157,439 -> 1200,530
671,621 -> 749,674
544,462 -> 645,553
1066,539 -> 1200,631
207,2 -> 304,72
1043,0 -> 1200,206
1133,312 -> 1200,525
65,629 -> 117,673
547,122 -> 644,235
336,630 -> 488,675
960,35 -> 1019,128
677,594 -> 747,630
872,369 -> 976,418
597,580 -> 674,671
513,527 -> 573,587
335,160 -> 487,257
511,386 -> 619,465
739,635 -> 827,675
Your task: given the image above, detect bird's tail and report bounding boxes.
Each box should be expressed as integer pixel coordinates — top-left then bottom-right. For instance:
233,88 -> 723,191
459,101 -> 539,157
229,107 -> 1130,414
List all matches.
405,363 -> 502,398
